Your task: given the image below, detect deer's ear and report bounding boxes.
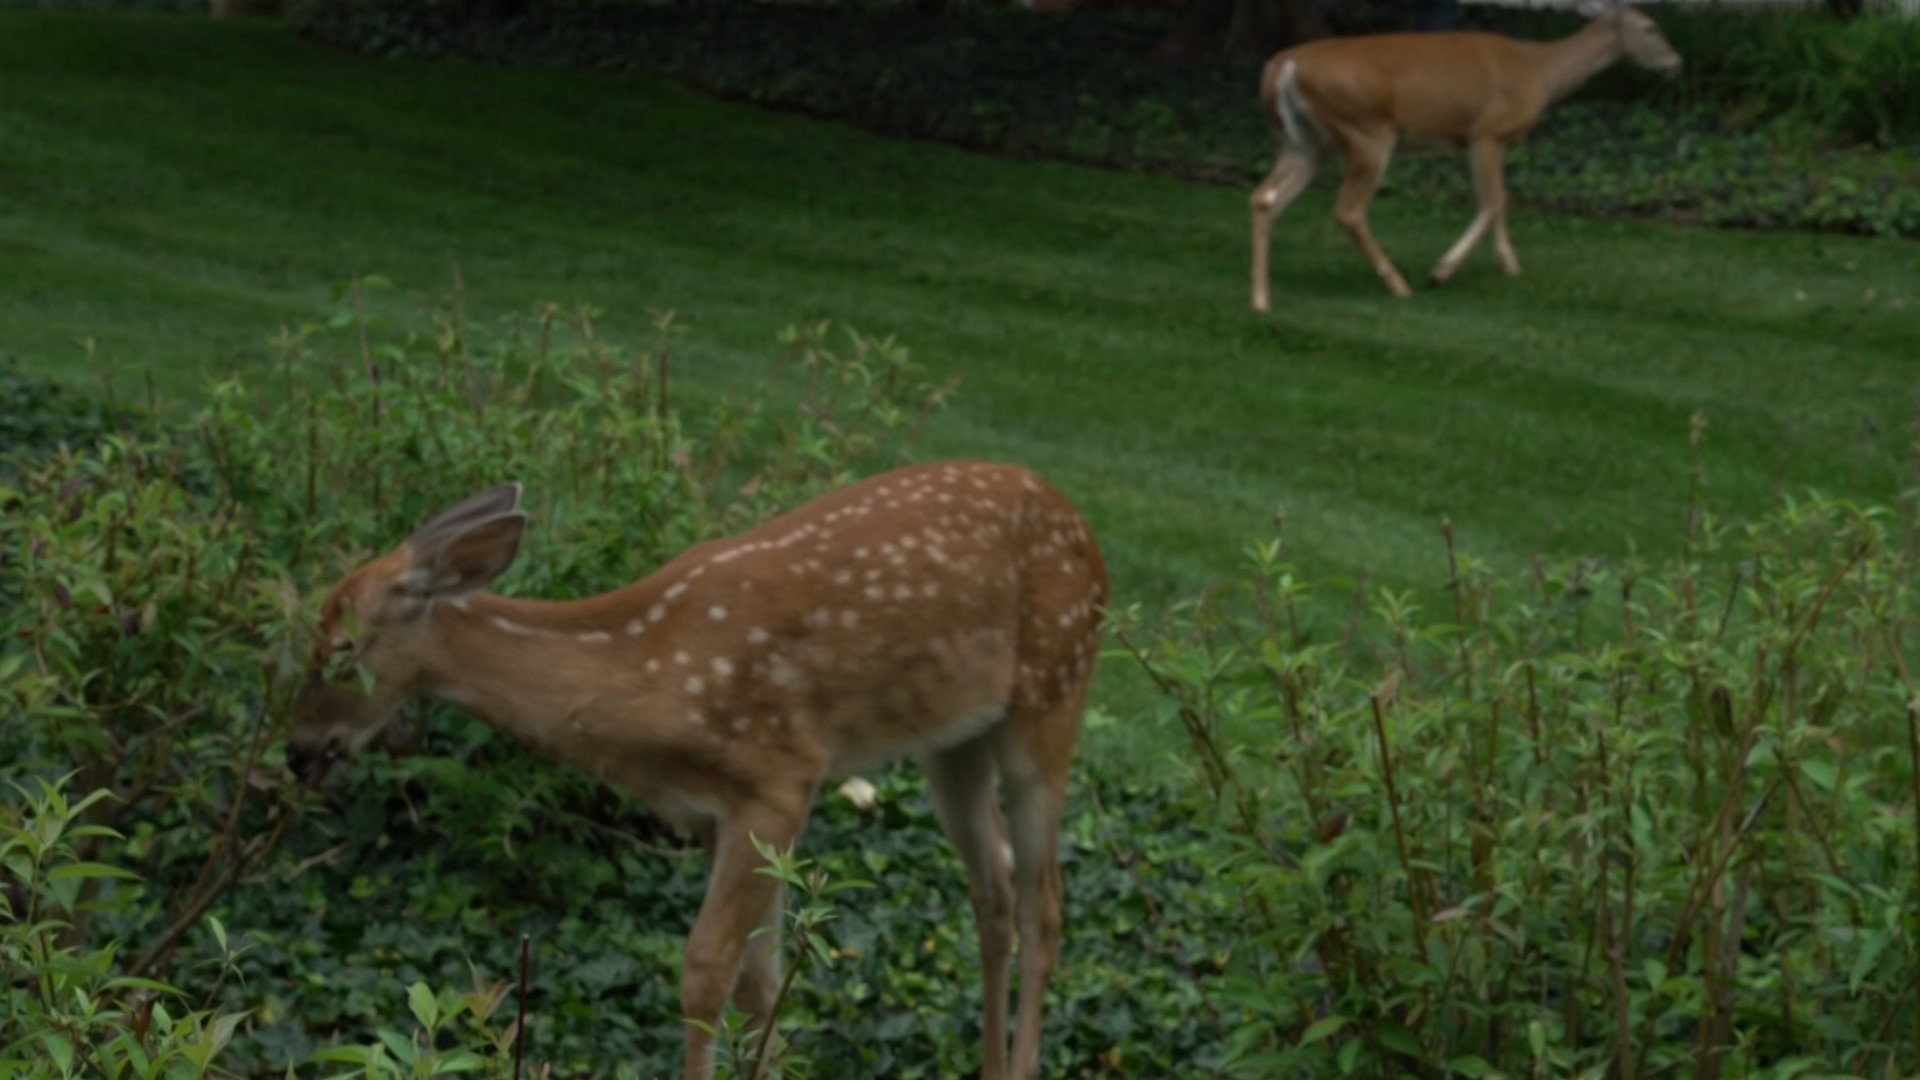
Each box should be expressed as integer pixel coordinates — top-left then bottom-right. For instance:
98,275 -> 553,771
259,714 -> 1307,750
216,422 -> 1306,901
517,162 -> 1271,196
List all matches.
413,513 -> 528,599
407,483 -> 524,552
1574,0 -> 1613,18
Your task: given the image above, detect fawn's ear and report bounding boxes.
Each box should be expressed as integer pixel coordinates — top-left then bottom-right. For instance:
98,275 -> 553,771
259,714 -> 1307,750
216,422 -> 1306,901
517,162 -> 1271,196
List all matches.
410,512 -> 528,600
1575,0 -> 1620,19
406,483 -> 524,553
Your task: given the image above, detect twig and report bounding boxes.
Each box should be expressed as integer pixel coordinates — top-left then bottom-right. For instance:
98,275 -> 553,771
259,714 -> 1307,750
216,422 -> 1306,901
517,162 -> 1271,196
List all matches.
515,932 -> 530,1080
1370,679 -> 1428,965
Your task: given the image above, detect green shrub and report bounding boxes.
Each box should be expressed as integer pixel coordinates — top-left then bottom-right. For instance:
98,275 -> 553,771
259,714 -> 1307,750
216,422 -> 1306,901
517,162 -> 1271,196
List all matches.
1,776 -> 250,1079
1126,458 -> 1920,1075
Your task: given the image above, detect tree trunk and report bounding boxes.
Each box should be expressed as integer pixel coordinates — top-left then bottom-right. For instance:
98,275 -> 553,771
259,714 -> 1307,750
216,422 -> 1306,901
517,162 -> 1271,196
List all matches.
1157,0 -> 1328,62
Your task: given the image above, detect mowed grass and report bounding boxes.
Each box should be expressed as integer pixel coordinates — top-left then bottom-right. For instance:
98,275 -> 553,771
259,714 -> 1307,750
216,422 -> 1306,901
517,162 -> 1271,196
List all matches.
3,14 -> 1917,760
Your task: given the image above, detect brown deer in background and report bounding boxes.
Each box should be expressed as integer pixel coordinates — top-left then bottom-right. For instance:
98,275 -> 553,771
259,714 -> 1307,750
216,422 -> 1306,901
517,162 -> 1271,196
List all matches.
1250,0 -> 1683,310
285,461 -> 1109,1080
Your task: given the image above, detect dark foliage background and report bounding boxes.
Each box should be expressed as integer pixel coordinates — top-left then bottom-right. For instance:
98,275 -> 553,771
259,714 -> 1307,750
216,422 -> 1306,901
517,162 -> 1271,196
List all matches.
285,0 -> 1920,238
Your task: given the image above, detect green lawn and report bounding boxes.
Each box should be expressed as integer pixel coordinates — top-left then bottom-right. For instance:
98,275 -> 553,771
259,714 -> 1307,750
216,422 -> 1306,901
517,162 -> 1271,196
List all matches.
4,13 -> 1917,758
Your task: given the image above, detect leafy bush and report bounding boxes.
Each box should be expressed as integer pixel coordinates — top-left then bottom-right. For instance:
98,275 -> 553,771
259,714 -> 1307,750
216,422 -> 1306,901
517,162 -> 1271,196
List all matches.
1,776 -> 251,1079
288,1 -> 1920,239
1123,437 -> 1920,1075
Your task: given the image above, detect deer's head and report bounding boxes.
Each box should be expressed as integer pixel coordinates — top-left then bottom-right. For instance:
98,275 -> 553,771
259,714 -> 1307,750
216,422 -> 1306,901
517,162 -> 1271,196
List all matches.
286,483 -> 528,782
1584,0 -> 1684,78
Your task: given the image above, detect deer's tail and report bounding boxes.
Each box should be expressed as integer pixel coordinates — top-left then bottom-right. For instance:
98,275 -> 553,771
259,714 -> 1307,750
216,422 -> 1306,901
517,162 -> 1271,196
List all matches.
1269,58 -> 1320,155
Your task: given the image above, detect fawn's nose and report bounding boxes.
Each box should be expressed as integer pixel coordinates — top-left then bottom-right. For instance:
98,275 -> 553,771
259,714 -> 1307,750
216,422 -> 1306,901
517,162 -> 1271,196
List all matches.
285,732 -> 342,782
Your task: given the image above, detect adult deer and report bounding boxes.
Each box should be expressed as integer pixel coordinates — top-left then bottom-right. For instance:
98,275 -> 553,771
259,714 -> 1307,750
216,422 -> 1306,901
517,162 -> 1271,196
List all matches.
284,461 -> 1109,1080
1249,0 -> 1682,310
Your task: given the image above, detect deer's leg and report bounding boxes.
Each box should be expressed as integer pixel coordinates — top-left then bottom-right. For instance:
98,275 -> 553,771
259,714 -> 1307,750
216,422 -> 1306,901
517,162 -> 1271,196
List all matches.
681,799 -> 811,1080
687,816 -> 788,1070
922,737 -> 1016,1080
1489,142 -> 1521,276
995,701 -> 1081,1080
1250,145 -> 1321,314
1431,137 -> 1508,285
732,880 -> 787,1054
1330,132 -> 1412,298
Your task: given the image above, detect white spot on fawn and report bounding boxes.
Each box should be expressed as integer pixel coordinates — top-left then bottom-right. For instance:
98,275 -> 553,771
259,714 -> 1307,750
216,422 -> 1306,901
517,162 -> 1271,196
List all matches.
687,676 -> 705,695
747,627 -> 770,645
709,606 -> 728,622
712,657 -> 734,678
649,604 -> 666,623
626,618 -> 646,636
666,583 -> 688,600
578,630 -> 612,644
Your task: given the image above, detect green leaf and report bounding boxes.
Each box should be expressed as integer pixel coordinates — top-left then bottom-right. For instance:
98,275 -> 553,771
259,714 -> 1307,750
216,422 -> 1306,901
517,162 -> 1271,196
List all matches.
103,976 -> 184,995
47,861 -> 142,883
209,1010 -> 250,1057
1299,1015 -> 1348,1047
1849,930 -> 1891,993
407,981 -> 439,1032
1799,758 -> 1837,791
1449,1055 -> 1496,1077
377,1027 -> 417,1065
40,1031 -> 75,1073
1377,1022 -> 1422,1058
435,1050 -> 488,1074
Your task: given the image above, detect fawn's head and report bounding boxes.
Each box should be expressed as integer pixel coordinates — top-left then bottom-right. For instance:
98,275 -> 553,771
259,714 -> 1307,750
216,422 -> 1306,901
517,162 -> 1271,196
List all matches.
1583,0 -> 1684,77
286,483 -> 527,782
